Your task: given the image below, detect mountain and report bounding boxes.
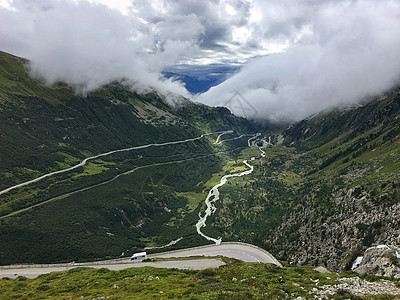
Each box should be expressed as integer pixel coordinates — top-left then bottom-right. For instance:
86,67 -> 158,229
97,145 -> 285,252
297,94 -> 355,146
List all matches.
203,87 -> 400,272
0,51 -> 258,265
162,71 -> 217,94
162,65 -> 239,94
2,49 -> 400,280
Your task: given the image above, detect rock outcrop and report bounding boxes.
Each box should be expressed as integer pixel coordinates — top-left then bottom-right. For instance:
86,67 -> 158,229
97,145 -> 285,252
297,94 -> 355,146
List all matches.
318,277 -> 400,297
354,245 -> 400,279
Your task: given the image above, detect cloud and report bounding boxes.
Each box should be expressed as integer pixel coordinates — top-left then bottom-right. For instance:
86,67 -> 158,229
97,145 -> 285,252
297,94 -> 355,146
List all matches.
197,0 -> 400,122
1,0 -> 400,121
0,0 -> 196,97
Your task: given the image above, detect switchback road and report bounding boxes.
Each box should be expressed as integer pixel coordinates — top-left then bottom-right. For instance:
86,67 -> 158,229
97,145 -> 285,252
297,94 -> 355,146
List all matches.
0,131 -> 229,196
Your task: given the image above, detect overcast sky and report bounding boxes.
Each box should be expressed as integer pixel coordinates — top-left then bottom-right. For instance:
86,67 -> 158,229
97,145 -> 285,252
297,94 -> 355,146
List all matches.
1,0 -> 400,122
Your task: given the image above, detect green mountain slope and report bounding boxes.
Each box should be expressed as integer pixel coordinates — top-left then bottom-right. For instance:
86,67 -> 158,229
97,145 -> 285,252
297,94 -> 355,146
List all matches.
204,89 -> 400,272
0,51 -> 258,265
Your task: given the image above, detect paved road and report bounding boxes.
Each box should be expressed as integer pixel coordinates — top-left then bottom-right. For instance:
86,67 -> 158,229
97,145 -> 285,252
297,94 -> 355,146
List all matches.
0,242 -> 281,279
0,131 -> 226,196
151,242 -> 282,266
0,259 -> 225,279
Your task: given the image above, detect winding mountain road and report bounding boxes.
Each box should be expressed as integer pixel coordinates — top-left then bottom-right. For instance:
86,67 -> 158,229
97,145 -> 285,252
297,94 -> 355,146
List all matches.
0,131 -> 228,196
0,133 -> 283,279
0,150 -> 241,220
150,242 -> 282,266
0,242 -> 282,279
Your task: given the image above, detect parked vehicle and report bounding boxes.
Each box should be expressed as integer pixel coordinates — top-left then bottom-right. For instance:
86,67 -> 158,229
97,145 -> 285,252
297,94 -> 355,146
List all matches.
131,252 -> 147,262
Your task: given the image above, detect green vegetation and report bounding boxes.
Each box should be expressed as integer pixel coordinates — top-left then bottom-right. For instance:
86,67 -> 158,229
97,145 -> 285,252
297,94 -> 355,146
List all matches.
204,90 -> 400,272
0,51 -> 73,105
1,260 -> 398,299
0,51 -> 257,265
2,49 -> 400,287
1,261 -> 392,300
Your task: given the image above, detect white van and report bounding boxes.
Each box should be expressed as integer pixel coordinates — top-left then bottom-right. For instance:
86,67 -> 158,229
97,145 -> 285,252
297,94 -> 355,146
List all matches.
131,252 -> 147,262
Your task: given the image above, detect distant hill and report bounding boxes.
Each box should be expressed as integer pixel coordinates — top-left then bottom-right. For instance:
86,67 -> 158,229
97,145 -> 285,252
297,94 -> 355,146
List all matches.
162,71 -> 217,94
162,65 -> 239,94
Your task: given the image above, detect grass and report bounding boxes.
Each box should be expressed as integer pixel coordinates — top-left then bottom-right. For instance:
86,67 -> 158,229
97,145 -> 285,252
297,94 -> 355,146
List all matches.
0,51 -> 72,105
1,261 -> 398,299
71,160 -> 115,179
0,262 -> 329,299
177,192 -> 205,212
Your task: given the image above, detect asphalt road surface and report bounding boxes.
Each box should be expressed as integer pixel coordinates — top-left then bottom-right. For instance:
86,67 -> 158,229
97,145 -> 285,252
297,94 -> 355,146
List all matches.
151,242 -> 282,266
0,259 -> 225,279
0,243 -> 281,279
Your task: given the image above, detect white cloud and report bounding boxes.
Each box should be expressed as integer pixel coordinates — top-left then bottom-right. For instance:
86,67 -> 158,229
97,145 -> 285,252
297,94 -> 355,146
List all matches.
1,0 -> 400,121
0,0 -> 192,97
197,0 -> 400,122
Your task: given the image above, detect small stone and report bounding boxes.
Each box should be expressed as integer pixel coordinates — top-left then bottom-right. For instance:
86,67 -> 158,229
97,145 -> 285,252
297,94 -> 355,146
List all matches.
314,266 -> 331,274
159,291 -> 163,294
155,276 -> 160,280
292,283 -> 300,286
232,277 -> 238,282
113,284 -> 118,289
95,282 -> 99,286
148,276 -> 153,281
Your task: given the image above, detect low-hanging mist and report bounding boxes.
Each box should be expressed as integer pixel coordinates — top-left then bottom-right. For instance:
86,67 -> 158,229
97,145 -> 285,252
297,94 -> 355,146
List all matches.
0,0 -> 193,99
197,0 -> 400,122
1,0 -> 400,121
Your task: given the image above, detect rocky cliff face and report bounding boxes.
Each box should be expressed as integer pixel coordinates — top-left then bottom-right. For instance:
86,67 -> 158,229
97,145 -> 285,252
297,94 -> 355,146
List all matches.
354,245 -> 400,278
272,189 -> 400,272
268,88 -> 400,273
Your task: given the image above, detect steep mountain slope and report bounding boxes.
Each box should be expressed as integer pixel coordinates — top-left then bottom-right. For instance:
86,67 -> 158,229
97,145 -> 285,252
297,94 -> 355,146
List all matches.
0,51 -> 257,265
275,89 -> 400,270
204,88 -> 400,272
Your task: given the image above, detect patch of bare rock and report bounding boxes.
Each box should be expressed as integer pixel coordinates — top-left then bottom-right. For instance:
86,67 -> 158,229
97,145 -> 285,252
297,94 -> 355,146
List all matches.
318,276 -> 400,298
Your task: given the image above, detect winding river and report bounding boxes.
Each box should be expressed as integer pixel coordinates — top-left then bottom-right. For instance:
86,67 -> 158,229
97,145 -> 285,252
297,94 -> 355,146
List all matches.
196,135 -> 266,244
